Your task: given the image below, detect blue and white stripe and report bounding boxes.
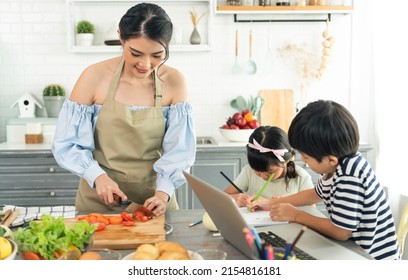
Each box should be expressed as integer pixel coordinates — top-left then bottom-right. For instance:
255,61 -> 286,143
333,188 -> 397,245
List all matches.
315,153 -> 399,260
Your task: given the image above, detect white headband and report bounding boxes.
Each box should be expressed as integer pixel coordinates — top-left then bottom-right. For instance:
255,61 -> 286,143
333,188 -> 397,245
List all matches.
248,139 -> 288,162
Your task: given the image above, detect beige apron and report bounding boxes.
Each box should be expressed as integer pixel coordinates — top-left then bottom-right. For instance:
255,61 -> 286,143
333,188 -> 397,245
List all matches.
76,58 -> 178,212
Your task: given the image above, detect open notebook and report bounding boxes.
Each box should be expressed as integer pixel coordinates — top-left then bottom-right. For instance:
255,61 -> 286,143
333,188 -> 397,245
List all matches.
239,207 -> 287,227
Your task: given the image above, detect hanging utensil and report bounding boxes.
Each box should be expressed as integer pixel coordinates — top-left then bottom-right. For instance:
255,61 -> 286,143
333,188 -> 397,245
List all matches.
265,25 -> 274,73
246,26 -> 257,75
232,27 -> 242,75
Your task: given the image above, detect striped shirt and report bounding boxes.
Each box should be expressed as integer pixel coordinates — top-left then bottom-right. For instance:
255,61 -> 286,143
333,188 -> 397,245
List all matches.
315,153 -> 399,260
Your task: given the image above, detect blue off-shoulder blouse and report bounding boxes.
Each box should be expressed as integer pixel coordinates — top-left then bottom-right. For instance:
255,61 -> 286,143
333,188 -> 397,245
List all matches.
52,99 -> 196,197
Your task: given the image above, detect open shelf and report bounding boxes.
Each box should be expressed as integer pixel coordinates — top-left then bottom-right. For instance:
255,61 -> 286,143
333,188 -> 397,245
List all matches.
216,5 -> 353,14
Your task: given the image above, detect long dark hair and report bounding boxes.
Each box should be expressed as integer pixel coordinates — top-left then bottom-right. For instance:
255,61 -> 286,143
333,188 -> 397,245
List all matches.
118,3 -> 173,63
247,126 -> 298,190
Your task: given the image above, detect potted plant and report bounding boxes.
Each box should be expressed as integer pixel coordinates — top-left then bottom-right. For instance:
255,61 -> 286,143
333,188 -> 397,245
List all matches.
76,20 -> 95,46
43,84 -> 66,118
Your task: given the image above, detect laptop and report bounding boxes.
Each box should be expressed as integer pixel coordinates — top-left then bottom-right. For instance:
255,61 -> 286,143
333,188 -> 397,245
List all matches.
183,171 -> 370,260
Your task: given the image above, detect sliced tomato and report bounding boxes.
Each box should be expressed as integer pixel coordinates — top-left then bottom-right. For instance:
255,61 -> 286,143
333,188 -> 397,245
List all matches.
121,211 -> 134,222
90,221 -> 106,232
108,215 -> 123,225
22,251 -> 42,260
141,216 -> 149,223
132,211 -> 144,220
122,220 -> 136,226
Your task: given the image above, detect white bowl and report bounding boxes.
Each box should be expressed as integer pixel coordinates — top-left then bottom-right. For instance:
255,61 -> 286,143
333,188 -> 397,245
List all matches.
219,128 -> 254,142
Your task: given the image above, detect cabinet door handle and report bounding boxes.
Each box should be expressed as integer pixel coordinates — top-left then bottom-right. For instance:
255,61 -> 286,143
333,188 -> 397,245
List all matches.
50,191 -> 56,196
49,167 -> 55,173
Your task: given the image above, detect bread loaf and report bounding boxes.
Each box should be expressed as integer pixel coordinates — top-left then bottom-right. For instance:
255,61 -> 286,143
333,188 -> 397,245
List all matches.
133,244 -> 160,260
133,241 -> 191,260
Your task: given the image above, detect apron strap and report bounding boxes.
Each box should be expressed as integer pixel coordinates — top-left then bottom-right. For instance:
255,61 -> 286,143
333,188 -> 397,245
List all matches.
153,69 -> 162,108
106,57 -> 125,101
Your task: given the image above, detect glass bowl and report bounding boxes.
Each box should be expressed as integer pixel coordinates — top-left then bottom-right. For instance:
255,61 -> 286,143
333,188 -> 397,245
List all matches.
59,248 -> 122,260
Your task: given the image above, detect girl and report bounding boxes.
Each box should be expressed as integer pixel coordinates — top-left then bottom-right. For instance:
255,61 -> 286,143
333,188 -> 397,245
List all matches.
225,126 -> 313,207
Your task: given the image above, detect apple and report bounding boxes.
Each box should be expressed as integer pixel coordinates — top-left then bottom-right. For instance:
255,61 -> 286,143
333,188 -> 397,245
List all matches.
241,109 -> 251,117
232,112 -> 242,120
242,125 -> 251,129
235,117 -> 247,128
221,124 -> 230,129
249,119 -> 260,129
230,124 -> 240,130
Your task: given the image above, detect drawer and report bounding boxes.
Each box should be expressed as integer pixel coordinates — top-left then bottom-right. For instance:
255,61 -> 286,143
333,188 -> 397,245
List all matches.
0,173 -> 79,188
0,188 -> 77,207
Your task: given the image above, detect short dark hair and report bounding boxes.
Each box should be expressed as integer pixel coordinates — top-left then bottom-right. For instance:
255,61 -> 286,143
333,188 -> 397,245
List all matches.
119,3 -> 173,61
288,100 -> 359,162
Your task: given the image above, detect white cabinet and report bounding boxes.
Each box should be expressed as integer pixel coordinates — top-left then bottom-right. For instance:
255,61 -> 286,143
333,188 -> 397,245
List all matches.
66,0 -> 213,53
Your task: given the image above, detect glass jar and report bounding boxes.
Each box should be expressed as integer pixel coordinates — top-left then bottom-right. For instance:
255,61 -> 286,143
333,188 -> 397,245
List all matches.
242,0 -> 254,6
227,0 -> 241,5
276,0 -> 290,6
259,0 -> 271,6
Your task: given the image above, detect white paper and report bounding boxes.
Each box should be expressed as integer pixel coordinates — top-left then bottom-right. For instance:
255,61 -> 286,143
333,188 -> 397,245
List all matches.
239,207 -> 288,227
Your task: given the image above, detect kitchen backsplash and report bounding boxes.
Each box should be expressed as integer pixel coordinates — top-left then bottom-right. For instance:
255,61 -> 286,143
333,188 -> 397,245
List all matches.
0,0 -> 358,143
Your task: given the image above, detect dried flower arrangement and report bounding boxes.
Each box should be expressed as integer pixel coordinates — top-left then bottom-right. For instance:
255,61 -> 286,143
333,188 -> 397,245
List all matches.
277,20 -> 334,109
189,8 -> 205,27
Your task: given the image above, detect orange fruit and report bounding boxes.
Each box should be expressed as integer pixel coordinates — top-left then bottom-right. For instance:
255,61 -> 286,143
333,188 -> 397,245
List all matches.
244,112 -> 255,122
79,251 -> 102,260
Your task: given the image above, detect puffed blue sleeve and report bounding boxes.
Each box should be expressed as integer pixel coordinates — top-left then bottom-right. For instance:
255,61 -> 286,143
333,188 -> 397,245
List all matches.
153,102 -> 196,197
52,99 -> 106,188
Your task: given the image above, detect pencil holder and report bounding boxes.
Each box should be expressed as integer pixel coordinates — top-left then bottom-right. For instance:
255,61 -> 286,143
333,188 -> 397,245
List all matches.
270,248 -> 297,260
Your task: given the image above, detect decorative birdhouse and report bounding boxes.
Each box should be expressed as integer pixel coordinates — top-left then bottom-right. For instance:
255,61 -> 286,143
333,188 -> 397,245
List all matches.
10,92 -> 43,118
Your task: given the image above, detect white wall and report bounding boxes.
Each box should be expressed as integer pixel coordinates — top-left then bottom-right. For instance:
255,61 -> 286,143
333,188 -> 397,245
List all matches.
0,0 -> 363,143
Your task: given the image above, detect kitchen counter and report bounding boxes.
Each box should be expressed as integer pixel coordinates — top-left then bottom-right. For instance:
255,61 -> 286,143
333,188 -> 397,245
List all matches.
0,135 -> 248,151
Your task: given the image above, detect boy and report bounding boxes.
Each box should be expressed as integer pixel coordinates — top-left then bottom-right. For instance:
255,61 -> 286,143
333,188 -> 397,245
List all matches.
250,100 -> 399,260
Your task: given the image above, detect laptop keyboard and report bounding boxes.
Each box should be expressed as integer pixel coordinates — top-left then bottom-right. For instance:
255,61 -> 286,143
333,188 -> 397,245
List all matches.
259,231 -> 317,260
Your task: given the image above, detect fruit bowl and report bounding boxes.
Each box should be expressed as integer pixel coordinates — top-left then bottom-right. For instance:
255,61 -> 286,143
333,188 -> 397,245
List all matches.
219,128 -> 254,142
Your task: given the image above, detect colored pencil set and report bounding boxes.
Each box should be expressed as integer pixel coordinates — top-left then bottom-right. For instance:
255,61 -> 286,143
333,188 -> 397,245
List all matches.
243,226 -> 307,260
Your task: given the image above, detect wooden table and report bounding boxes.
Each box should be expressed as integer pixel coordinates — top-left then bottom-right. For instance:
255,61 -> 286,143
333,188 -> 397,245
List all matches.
163,209 -> 246,260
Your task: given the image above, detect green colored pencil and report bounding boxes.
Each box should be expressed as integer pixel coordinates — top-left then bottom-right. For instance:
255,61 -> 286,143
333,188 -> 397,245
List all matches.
247,172 -> 275,212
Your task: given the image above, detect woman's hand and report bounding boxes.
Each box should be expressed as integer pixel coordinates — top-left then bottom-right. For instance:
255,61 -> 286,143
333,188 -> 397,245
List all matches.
269,203 -> 298,222
144,191 -> 169,216
94,174 -> 127,205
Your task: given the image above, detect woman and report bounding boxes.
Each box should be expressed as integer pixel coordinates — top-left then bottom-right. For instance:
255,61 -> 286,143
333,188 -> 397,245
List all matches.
52,3 -> 196,216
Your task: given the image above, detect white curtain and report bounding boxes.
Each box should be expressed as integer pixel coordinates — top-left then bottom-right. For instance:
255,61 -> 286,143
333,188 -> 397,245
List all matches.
351,2 -> 407,200
351,1 -> 407,258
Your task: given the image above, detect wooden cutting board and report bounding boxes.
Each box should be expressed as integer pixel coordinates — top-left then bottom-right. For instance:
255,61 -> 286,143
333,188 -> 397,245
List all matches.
64,214 -> 165,250
259,89 -> 295,133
